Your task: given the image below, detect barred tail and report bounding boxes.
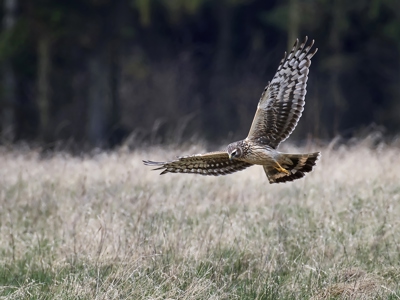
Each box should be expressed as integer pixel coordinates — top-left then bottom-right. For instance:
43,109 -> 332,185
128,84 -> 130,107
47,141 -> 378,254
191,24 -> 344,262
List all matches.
264,152 -> 320,184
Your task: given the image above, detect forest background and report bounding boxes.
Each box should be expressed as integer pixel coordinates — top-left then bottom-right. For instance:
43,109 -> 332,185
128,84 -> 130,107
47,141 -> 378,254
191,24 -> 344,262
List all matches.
1,0 -> 400,149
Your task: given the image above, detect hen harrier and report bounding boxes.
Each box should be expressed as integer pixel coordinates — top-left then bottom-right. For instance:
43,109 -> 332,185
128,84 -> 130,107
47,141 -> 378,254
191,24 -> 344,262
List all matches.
143,37 -> 320,184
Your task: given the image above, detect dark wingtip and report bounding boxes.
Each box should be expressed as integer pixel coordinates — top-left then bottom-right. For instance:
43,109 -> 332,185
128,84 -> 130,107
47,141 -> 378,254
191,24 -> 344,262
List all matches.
143,160 -> 168,174
143,160 -> 154,165
143,160 -> 164,166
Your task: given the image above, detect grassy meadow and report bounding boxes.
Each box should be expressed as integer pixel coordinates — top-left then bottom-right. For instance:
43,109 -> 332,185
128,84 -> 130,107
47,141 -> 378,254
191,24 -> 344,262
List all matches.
1,142 -> 400,299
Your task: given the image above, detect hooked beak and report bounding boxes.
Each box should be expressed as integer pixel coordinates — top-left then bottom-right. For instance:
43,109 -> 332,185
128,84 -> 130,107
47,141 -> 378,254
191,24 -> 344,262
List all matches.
228,153 -> 232,160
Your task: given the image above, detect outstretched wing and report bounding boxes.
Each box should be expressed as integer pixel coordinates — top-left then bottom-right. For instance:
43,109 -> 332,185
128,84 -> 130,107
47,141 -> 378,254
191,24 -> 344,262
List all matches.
143,151 -> 252,176
246,37 -> 317,148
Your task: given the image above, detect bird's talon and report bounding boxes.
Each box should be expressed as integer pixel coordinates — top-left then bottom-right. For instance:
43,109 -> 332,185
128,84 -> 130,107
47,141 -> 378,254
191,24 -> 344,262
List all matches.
275,163 -> 290,174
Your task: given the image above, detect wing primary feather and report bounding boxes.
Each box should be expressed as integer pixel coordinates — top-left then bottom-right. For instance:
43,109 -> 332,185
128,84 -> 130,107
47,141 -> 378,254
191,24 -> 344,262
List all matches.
286,38 -> 300,61
278,51 -> 287,70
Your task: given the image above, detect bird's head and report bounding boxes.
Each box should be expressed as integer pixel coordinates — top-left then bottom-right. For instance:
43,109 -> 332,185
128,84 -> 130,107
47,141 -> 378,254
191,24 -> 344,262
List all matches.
227,142 -> 244,160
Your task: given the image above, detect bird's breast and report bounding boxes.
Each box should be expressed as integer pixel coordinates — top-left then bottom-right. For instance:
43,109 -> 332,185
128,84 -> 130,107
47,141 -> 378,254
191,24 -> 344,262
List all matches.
240,145 -> 277,165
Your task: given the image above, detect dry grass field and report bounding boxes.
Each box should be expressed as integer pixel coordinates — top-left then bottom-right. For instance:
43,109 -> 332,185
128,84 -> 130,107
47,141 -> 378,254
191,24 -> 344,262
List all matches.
1,142 -> 400,299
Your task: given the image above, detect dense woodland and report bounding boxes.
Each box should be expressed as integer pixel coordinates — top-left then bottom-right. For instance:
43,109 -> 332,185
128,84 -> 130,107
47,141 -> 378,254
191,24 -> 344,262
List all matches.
0,0 -> 400,149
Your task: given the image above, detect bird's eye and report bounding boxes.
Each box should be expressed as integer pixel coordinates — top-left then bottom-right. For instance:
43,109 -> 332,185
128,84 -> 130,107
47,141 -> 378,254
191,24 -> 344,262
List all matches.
231,149 -> 237,156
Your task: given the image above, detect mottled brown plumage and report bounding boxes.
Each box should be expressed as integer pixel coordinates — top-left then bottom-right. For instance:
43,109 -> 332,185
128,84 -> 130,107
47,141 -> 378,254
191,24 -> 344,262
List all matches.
144,151 -> 252,176
143,37 -> 320,184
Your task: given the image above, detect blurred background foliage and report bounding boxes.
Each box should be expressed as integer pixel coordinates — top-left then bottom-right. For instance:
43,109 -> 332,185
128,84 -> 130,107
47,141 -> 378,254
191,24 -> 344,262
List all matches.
0,0 -> 400,149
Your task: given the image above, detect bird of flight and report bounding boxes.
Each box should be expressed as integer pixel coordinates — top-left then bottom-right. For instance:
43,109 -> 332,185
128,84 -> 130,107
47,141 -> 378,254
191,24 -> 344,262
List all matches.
143,37 -> 320,184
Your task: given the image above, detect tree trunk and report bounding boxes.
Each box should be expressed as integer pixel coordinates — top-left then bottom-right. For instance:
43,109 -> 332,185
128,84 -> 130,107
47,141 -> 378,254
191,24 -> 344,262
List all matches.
87,50 -> 111,147
1,0 -> 17,142
287,0 -> 299,49
204,1 -> 233,138
109,0 -> 124,146
329,0 -> 345,136
37,35 -> 51,142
